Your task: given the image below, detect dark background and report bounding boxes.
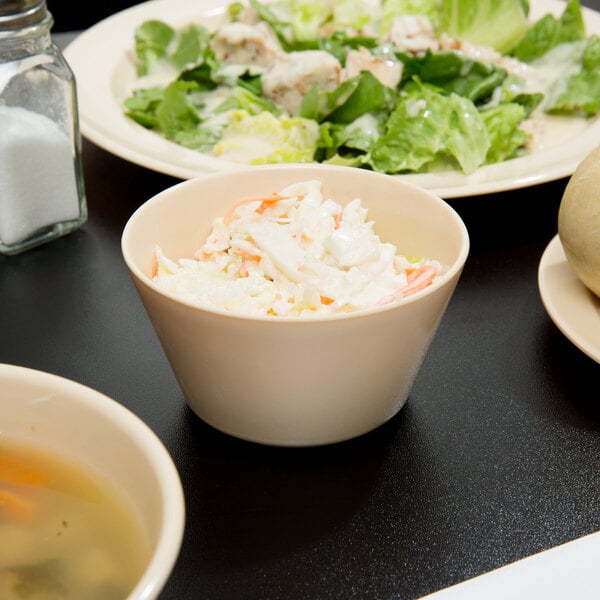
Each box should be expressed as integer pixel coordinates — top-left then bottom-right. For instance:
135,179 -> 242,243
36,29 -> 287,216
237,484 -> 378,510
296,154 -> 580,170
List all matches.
8,2 -> 599,599
47,0 -> 600,31
48,0 -> 141,31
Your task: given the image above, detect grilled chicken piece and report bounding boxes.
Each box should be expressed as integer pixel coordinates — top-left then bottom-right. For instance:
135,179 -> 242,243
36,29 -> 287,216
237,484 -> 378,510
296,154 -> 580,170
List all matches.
210,21 -> 283,67
344,47 -> 402,89
262,50 -> 342,114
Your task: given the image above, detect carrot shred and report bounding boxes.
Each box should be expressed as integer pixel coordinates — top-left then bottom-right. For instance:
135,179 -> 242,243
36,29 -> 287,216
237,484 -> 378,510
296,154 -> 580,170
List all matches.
401,265 -> 438,298
377,264 -> 438,305
256,195 -> 286,215
0,455 -> 46,486
333,211 -> 343,229
237,262 -> 250,278
320,296 -> 335,305
223,193 -> 289,224
0,489 -> 35,520
194,249 -> 211,261
233,248 -> 261,262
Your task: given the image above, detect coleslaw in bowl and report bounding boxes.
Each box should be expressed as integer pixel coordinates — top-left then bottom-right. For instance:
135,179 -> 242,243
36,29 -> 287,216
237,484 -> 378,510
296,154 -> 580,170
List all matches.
153,179 -> 445,317
122,164 -> 469,445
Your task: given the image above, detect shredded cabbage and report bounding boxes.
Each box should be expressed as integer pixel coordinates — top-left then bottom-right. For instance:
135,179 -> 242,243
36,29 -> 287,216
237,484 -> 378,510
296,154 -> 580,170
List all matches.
154,180 -> 443,316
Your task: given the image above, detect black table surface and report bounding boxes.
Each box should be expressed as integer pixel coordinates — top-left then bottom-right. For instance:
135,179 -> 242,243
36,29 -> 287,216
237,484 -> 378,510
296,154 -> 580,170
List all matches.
2,8 -> 600,598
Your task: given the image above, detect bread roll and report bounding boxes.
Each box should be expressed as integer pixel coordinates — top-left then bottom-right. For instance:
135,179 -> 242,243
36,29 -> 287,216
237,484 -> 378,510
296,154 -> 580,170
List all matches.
558,145 -> 600,297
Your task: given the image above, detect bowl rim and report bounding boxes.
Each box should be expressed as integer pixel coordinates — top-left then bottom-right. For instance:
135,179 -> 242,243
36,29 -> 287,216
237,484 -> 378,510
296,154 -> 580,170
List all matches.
0,363 -> 185,600
121,164 -> 470,323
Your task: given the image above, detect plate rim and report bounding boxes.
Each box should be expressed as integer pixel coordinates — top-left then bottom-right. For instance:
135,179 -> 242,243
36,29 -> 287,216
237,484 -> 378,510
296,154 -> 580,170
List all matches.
64,0 -> 600,198
538,234 -> 600,364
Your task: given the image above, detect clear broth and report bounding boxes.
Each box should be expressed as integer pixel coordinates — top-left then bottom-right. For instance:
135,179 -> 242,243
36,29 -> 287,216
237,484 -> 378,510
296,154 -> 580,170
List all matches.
0,439 -> 151,599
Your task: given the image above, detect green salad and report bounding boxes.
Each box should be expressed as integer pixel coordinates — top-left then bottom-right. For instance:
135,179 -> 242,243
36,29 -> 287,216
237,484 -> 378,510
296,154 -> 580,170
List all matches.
124,0 -> 600,175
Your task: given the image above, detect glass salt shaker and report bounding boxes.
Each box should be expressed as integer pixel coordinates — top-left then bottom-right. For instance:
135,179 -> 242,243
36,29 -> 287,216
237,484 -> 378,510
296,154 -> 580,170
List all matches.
0,0 -> 87,255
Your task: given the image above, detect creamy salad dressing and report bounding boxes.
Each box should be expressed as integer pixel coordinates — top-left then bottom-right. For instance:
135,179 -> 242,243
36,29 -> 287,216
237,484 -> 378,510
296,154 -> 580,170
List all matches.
131,60 -> 180,92
505,41 -> 594,151
216,63 -> 267,84
197,87 -> 235,126
525,41 -> 589,107
346,113 -> 381,138
154,180 -> 444,316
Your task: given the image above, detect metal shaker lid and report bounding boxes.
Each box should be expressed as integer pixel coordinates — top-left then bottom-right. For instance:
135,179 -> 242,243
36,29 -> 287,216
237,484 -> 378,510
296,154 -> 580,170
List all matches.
0,0 -> 48,31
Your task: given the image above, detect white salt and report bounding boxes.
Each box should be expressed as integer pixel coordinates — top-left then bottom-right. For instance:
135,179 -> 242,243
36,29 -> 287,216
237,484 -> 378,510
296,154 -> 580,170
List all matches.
0,104 -> 81,246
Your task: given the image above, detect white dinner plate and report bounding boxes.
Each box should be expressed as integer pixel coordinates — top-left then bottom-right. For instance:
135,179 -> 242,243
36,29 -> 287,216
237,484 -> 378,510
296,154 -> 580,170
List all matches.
538,235 -> 600,364
63,0 -> 600,198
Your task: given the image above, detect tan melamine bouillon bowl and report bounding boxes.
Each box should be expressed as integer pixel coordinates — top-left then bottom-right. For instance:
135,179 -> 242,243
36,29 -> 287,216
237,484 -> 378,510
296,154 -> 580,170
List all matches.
0,363 -> 185,599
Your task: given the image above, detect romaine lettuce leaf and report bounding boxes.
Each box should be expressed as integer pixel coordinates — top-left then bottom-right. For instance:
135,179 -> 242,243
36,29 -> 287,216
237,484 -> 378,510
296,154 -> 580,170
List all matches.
397,50 -> 507,104
328,72 -> 395,123
545,35 -> 600,116
287,0 -> 331,41
480,103 -> 529,163
509,92 -> 543,117
125,80 -> 208,141
255,0 -> 331,43
299,71 -> 394,124
172,127 -> 223,152
512,0 -> 586,62
248,0 -> 379,53
339,114 -> 383,153
318,31 -> 379,64
134,20 -> 175,76
124,82 -> 225,151
213,110 -> 320,164
124,86 -> 164,128
178,62 -> 218,92
437,0 -> 529,54
484,73 -> 543,116
155,81 -> 202,140
235,72 -> 263,97
248,0 -> 296,50
171,24 -> 211,70
317,113 -> 383,164
133,20 -> 210,76
323,154 -> 366,167
215,87 -> 280,116
380,0 -> 439,34
369,79 -> 490,174
525,35 -> 600,117
333,0 -> 378,32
